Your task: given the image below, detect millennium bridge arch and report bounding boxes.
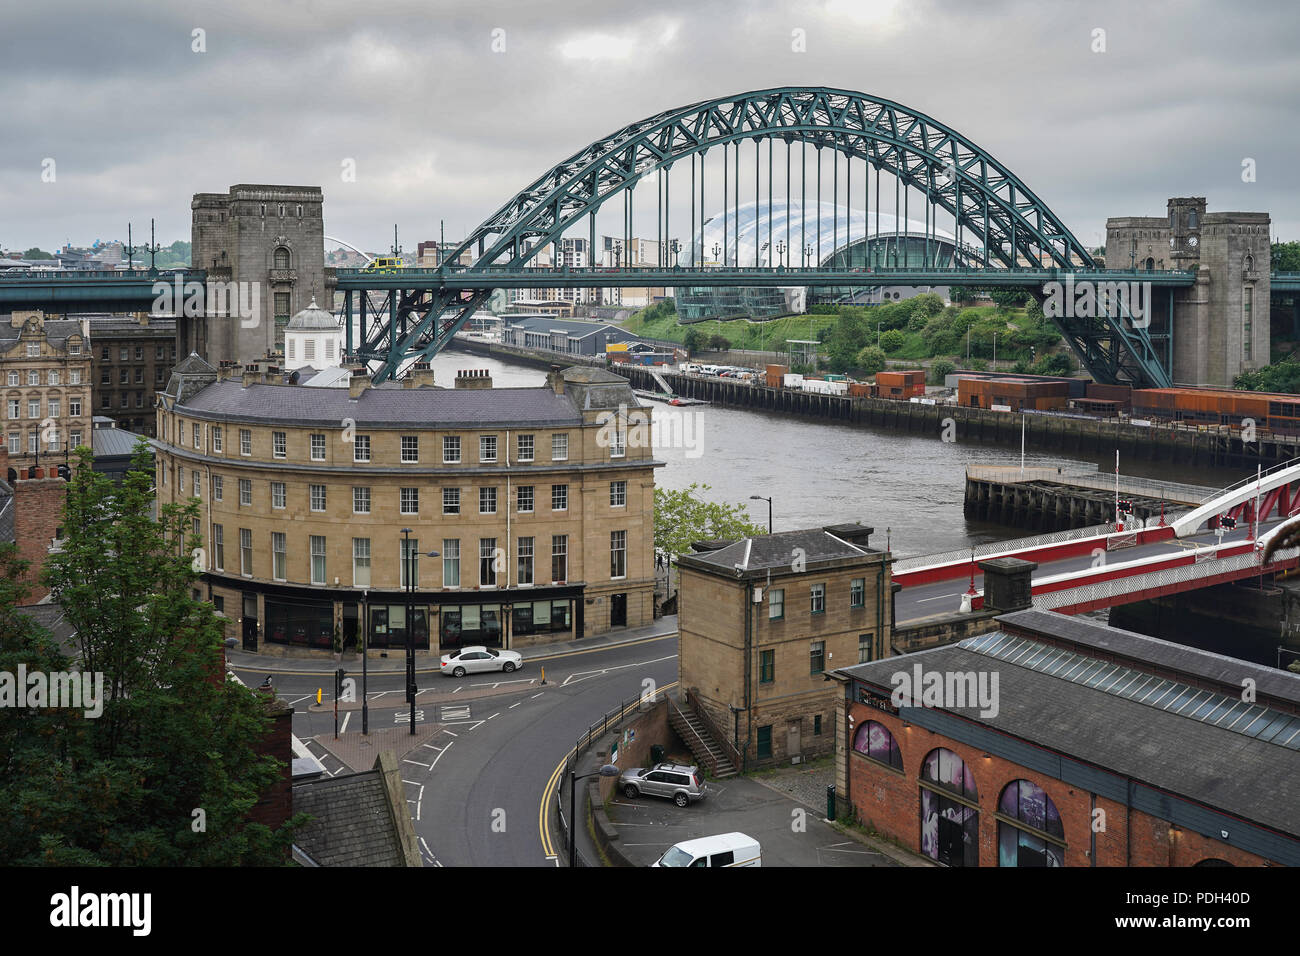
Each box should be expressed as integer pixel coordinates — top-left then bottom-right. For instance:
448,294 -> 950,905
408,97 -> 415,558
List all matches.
335,88 -> 1174,385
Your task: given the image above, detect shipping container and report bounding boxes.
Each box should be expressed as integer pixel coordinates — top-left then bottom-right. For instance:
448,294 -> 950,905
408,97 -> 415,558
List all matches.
783,373 -> 804,388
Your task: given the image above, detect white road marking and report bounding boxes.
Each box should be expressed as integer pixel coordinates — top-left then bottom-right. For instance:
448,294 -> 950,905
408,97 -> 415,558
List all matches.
402,758 -> 431,769
441,705 -> 471,720
453,686 -> 463,693
421,742 -> 444,752
428,740 -> 454,769
340,712 -> 351,734
487,712 -> 501,720
402,779 -> 420,786
531,693 -> 544,700
916,591 -> 962,604
561,654 -> 676,687
442,729 -> 458,738
285,694 -> 312,706
416,784 -> 425,820
509,701 -> 521,709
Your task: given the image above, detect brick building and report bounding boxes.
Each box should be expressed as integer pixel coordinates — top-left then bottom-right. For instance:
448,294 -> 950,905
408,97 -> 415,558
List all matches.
88,313 -> 177,436
0,311 -> 91,471
676,523 -> 891,769
831,608 -> 1300,867
0,446 -> 68,602
154,357 -> 659,656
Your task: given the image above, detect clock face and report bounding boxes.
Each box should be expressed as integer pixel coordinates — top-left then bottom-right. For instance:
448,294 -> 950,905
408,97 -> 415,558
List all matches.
1188,235 -> 1199,248
1169,237 -> 1175,248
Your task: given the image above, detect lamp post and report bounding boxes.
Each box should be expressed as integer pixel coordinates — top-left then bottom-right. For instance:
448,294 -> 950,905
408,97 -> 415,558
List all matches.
711,242 -> 721,267
776,240 -> 786,268
803,243 -> 814,267
402,528 -> 416,735
569,764 -> 620,867
749,495 -> 773,534
362,588 -> 369,735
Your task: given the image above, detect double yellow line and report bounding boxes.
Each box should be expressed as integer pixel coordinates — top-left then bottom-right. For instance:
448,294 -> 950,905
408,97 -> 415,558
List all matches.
538,681 -> 679,861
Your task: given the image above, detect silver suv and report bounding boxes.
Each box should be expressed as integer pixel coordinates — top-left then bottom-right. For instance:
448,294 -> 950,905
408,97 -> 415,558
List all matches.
619,763 -> 706,807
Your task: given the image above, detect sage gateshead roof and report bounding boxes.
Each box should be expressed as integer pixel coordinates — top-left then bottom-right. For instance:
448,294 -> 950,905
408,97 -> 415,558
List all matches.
674,201 -> 963,320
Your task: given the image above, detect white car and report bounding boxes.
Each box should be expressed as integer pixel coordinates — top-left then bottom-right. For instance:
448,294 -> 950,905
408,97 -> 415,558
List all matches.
439,645 -> 523,677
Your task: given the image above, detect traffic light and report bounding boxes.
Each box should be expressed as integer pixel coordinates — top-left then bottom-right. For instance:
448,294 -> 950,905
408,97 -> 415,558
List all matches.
1118,498 -> 1133,514
1220,515 -> 1237,531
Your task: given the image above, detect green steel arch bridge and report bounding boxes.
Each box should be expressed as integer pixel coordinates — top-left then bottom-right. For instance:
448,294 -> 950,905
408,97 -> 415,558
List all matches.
6,88 -> 1298,385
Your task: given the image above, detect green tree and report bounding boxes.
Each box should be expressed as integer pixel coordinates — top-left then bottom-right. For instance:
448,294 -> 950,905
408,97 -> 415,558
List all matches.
857,345 -> 887,374
655,483 -> 768,560
1272,241 -> 1300,272
1234,360 -> 1300,393
1032,353 -> 1074,376
706,333 -> 731,351
930,359 -> 956,384
22,247 -> 54,260
16,446 -> 304,865
683,329 -> 705,354
879,329 -> 906,353
988,288 -> 1031,311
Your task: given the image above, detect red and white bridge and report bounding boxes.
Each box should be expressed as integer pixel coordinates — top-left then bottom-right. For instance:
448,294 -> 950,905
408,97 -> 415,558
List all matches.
894,459 -> 1300,622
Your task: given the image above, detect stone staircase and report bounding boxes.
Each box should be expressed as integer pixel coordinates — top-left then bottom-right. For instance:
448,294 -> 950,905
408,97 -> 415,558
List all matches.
669,699 -> 737,779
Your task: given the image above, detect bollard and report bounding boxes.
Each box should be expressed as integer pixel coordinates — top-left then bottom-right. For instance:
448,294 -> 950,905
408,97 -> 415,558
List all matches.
826,784 -> 836,822
541,666 -> 546,685
316,688 -> 322,705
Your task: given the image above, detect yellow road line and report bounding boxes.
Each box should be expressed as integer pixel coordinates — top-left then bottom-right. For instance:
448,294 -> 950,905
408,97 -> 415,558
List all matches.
538,681 -> 679,861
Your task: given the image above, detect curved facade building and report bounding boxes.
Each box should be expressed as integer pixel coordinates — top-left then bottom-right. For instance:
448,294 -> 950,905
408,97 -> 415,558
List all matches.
154,356 -> 659,656
675,201 -> 964,320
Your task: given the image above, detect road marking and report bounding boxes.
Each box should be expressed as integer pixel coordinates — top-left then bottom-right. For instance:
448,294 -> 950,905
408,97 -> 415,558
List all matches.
470,677 -> 535,689
442,729 -> 458,738
416,784 -> 425,821
402,758 -> 431,769
419,836 -> 440,866
531,693 -> 544,700
340,712 -> 351,734
560,654 -> 677,687
452,686 -> 463,693
402,779 -> 420,786
441,705 -> 471,720
285,694 -> 312,706
487,712 -> 501,720
916,591 -> 962,604
509,701 -> 521,709
394,708 -> 426,724
428,740 -> 454,770
529,632 -> 677,665
421,742 -> 444,752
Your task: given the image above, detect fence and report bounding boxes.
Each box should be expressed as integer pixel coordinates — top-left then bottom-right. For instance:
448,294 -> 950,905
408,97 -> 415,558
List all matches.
964,463 -> 1218,506
556,692 -> 656,867
893,519 -> 1122,573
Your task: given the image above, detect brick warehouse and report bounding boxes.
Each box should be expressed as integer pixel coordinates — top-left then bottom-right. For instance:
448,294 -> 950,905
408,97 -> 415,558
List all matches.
153,357 -> 659,656
677,523 -> 891,769
830,608 -> 1300,867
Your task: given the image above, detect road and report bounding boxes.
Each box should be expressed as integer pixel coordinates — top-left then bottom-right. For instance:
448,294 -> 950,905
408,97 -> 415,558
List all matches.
231,632 -> 680,867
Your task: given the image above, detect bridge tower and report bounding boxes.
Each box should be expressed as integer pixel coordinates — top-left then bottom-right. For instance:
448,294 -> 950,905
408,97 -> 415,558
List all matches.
1106,198 -> 1269,386
187,185 -> 328,367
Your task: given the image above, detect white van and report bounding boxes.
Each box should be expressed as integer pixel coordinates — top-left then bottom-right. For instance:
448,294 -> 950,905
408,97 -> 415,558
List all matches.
652,832 -> 761,867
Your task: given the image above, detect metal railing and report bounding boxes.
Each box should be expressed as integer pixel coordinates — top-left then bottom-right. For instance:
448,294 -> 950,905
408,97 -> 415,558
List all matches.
964,463 -> 1218,505
556,692 -> 654,867
1034,544 -> 1299,610
684,688 -> 745,772
893,521 -> 1122,572
669,695 -> 722,775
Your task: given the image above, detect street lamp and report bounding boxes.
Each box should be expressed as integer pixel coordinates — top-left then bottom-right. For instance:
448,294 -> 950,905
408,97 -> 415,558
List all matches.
711,242 -> 721,267
749,495 -> 773,534
399,531 -> 439,736
803,243 -> 814,268
569,764 -> 620,867
776,240 -> 786,268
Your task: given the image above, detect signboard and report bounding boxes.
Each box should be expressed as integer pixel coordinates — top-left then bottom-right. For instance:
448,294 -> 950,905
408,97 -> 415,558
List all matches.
1131,419 -> 1152,427
991,404 -> 1013,412
857,685 -> 900,715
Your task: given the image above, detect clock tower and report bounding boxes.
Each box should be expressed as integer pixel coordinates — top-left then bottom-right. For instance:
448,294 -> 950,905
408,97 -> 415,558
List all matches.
1167,197 -> 1205,267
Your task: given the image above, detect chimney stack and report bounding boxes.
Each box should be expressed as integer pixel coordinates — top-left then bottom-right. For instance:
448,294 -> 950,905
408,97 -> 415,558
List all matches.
348,370 -> 372,399
454,368 -> 492,390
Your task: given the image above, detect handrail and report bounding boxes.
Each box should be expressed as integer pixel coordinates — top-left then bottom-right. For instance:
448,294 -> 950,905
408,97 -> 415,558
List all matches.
684,688 -> 744,771
669,696 -> 717,772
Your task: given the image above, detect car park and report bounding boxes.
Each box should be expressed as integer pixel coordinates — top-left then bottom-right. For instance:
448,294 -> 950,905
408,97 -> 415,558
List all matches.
619,763 -> 706,807
439,645 -> 523,677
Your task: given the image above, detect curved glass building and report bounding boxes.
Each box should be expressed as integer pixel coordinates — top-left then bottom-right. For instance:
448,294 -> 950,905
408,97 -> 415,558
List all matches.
675,201 -> 966,320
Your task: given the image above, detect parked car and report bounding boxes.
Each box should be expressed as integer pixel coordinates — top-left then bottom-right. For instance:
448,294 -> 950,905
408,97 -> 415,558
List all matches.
439,645 -> 523,677
653,832 -> 762,867
619,763 -> 706,807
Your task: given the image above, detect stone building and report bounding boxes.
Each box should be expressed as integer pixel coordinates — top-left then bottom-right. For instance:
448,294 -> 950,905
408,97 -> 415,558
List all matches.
88,313 -> 177,436
283,299 -> 343,372
831,608 -> 1300,867
1105,197 -> 1270,386
153,359 -> 658,656
187,185 -> 329,367
0,310 -> 92,471
676,523 -> 891,768
0,446 -> 68,603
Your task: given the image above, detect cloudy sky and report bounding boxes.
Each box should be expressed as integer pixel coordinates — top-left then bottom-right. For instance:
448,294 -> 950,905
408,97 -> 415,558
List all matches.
3,0 -> 1299,255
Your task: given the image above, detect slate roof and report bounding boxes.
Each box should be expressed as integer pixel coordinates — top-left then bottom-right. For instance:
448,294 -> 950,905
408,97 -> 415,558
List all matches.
292,770 -> 409,867
0,318 -> 85,351
678,527 -> 877,575
838,617 -> 1300,838
503,315 -> 629,337
92,425 -> 150,458
178,380 -> 585,428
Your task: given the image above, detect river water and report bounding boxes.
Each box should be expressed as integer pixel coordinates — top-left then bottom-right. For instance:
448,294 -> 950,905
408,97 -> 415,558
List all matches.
430,351 -> 1252,559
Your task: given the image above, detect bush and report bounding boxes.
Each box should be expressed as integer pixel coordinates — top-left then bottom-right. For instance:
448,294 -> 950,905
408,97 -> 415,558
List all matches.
706,333 -> 731,351
683,329 -> 705,354
857,346 -> 888,374
879,329 -> 906,353
1032,353 -> 1074,376
930,359 -> 956,384
968,358 -> 988,371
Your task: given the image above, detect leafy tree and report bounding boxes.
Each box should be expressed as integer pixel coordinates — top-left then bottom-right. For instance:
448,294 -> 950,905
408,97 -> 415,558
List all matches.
1272,241 -> 1300,272
911,292 -> 946,319
1032,353 -> 1074,376
949,287 -> 980,304
706,333 -> 731,351
879,329 -> 906,353
1234,359 -> 1300,393
968,357 -> 988,371
857,345 -> 887,374
988,288 -> 1031,311
930,359 -> 956,384
22,247 -> 54,260
683,329 -> 705,354
1012,359 -> 1032,374
655,483 -> 768,560
7,445 -> 303,865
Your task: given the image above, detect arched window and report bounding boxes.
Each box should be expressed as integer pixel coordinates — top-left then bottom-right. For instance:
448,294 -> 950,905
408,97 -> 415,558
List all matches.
1193,858 -> 1233,867
997,779 -> 1065,867
274,247 -> 290,270
853,720 -> 902,770
920,748 -> 979,867
1244,254 -> 1254,272
1188,210 -> 1197,229
1144,257 -> 1155,271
